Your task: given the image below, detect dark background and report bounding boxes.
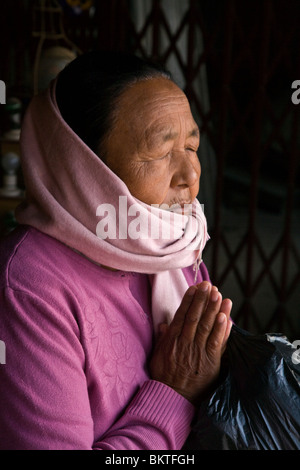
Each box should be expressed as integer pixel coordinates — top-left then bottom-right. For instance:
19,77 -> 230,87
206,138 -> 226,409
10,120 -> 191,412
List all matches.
0,0 -> 299,339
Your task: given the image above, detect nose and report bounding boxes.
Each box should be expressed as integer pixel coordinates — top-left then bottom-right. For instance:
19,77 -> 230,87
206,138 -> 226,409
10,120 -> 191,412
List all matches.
170,151 -> 201,189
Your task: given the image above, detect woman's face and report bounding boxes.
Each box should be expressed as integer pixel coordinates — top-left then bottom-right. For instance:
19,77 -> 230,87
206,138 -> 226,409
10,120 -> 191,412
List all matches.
103,78 -> 201,207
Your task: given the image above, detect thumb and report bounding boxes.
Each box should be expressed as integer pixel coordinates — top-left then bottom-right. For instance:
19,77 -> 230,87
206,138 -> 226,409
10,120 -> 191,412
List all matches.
158,322 -> 168,335
157,322 -> 169,340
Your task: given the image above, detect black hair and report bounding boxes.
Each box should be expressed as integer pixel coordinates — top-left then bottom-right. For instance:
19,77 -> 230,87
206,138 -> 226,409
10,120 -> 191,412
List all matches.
55,50 -> 171,157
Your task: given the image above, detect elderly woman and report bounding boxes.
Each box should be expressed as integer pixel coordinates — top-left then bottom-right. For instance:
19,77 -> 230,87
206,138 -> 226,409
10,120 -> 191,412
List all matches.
0,51 -> 232,450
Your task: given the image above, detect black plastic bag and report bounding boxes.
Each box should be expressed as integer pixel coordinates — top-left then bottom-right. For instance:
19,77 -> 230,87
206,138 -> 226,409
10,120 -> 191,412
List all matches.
184,325 -> 300,450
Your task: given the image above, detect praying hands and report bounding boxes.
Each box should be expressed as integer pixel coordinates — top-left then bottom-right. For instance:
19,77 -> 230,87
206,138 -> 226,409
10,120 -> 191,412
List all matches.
150,281 -> 232,406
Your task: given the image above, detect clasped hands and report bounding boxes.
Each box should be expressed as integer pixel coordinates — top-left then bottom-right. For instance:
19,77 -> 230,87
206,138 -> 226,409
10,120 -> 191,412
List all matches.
150,281 -> 232,406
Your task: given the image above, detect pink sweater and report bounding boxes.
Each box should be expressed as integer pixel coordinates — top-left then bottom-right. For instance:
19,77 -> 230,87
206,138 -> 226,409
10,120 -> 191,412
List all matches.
0,226 -> 210,450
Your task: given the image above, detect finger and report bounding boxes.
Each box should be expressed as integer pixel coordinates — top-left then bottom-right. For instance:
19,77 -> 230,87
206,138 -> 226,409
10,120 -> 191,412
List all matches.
220,299 -> 233,346
220,298 -> 232,321
154,322 -> 170,350
206,312 -> 227,360
158,322 -> 169,336
168,285 -> 198,337
224,318 -> 233,344
195,286 -> 222,342
180,281 -> 212,341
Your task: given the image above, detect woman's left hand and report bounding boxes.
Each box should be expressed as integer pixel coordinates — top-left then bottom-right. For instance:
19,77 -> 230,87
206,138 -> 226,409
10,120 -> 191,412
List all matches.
149,282 -> 232,406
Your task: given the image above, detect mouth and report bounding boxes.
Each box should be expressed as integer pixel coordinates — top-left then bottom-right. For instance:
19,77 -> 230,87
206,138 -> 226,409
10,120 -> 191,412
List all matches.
179,201 -> 192,208
167,198 -> 192,208
160,200 -> 193,215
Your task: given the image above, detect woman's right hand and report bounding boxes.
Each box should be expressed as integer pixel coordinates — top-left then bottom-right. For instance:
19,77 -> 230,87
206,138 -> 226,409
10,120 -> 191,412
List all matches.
149,282 -> 232,406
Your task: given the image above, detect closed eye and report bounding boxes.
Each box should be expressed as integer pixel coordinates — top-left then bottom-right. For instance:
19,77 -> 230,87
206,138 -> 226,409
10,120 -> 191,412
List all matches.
137,152 -> 171,163
158,152 -> 171,160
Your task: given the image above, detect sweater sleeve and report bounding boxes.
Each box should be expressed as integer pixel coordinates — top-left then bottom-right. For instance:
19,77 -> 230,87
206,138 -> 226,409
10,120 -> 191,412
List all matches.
0,286 -> 194,450
95,381 -> 195,450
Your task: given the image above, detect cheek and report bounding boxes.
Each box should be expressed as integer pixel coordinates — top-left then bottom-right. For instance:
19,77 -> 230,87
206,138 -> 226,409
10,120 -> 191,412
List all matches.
125,162 -> 171,204
195,157 -> 201,182
192,158 -> 201,193
191,181 -> 200,201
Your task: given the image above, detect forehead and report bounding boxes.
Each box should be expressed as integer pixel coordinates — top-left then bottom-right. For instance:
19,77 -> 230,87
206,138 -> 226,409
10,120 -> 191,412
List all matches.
115,78 -> 197,138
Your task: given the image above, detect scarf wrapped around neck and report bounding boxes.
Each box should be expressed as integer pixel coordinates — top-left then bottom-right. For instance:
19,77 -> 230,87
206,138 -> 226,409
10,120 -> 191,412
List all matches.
16,80 -> 209,333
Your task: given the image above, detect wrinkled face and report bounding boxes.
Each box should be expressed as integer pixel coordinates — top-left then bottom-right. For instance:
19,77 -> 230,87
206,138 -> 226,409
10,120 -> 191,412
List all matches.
102,78 -> 201,207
